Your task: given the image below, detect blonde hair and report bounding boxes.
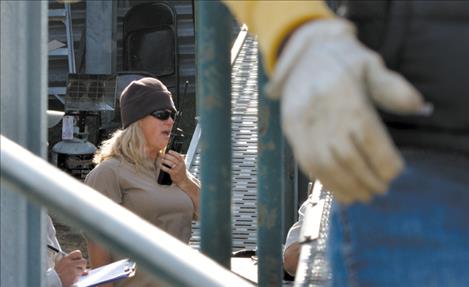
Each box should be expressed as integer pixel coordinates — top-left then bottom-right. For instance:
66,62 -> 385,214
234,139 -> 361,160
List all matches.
93,121 -> 162,169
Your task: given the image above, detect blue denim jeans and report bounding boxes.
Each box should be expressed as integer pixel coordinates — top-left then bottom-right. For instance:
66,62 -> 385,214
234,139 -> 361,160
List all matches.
328,149 -> 469,287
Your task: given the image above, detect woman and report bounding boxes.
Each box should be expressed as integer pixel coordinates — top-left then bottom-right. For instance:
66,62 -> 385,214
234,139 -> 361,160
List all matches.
84,77 -> 200,287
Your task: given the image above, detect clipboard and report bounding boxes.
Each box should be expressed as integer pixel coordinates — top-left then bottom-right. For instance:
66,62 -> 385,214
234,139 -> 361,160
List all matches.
73,258 -> 136,287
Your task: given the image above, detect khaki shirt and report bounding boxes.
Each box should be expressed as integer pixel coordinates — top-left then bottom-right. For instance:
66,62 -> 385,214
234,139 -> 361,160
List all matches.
85,157 -> 195,286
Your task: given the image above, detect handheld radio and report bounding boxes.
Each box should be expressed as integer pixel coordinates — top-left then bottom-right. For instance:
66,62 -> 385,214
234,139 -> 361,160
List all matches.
157,81 -> 190,185
157,118 -> 184,185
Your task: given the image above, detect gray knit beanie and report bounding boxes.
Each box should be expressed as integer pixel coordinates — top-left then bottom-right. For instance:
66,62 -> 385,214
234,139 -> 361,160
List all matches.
119,77 -> 176,128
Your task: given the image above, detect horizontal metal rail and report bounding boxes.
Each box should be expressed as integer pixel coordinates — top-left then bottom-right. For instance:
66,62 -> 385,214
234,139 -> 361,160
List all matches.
0,135 -> 252,287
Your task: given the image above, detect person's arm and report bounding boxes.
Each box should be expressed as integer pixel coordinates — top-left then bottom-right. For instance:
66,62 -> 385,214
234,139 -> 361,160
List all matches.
46,268 -> 63,287
226,1 -> 430,204
84,163 -> 124,287
177,172 -> 200,219
161,150 -> 200,218
86,240 -> 113,287
283,242 -> 301,276
46,216 -> 87,287
223,1 -> 333,74
87,240 -> 112,267
283,198 -> 307,276
47,250 -> 87,287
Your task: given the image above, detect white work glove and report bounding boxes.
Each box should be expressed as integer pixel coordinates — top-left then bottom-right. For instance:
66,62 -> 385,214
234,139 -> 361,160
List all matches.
266,19 -> 431,204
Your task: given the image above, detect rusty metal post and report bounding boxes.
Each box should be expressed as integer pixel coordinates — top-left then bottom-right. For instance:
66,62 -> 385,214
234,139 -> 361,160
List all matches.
257,56 -> 284,286
195,0 -> 233,268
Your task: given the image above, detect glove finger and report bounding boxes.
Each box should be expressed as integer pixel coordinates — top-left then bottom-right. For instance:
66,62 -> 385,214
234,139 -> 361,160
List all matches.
314,170 -> 355,205
291,143 -> 355,203
357,111 -> 405,183
330,135 -> 388,195
365,54 -> 431,115
313,152 -> 375,204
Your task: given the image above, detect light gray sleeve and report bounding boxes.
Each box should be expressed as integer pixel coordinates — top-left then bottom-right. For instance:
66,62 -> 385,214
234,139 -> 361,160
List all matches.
284,198 -> 308,251
284,220 -> 302,251
46,215 -> 64,287
47,216 -> 61,250
47,216 -> 64,267
46,268 -> 63,287
283,193 -> 314,251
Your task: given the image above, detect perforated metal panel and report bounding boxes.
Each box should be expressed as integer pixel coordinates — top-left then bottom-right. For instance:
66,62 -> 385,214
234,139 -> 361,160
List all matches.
190,35 -> 259,251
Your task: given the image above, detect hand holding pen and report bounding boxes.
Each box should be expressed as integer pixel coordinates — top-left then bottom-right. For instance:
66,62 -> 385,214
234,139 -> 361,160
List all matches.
48,245 -> 88,287
47,244 -> 68,258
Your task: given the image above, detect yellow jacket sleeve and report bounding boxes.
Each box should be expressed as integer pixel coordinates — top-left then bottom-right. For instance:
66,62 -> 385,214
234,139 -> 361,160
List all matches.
224,1 -> 333,74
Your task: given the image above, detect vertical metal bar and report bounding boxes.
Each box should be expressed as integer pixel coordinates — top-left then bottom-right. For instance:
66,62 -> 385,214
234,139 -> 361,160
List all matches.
297,170 -> 310,207
294,165 -> 300,221
0,1 -> 48,286
64,3 -> 76,73
257,57 -> 284,286
283,143 -> 296,239
85,0 -> 116,74
196,0 -> 232,268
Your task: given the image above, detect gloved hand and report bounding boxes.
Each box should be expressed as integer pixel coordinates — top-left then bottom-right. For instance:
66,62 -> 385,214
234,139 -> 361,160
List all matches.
266,19 -> 431,204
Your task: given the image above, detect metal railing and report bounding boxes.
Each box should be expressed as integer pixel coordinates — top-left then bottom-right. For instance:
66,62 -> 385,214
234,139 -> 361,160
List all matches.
1,135 -> 252,287
196,0 -> 234,268
195,1 -> 287,284
1,1 -> 291,286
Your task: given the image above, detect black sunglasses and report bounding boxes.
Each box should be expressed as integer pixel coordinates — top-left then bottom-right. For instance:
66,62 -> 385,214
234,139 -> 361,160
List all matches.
150,109 -> 178,121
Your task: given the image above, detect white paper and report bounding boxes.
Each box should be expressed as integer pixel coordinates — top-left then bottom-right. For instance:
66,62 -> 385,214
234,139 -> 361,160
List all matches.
73,258 -> 136,287
62,115 -> 74,140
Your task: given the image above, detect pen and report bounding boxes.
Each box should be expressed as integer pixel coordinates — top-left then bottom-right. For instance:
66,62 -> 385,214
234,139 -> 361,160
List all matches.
47,244 -> 68,256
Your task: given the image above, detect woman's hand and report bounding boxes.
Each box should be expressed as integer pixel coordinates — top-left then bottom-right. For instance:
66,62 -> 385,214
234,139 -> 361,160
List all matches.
161,150 -> 200,216
160,150 -> 189,185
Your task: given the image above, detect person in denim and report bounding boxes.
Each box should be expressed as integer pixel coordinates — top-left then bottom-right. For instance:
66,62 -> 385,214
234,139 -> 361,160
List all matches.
225,1 -> 469,286
328,150 -> 469,286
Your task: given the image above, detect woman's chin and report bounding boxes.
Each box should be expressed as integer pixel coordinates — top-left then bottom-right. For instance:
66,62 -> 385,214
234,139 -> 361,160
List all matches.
158,143 -> 168,151
147,143 -> 166,153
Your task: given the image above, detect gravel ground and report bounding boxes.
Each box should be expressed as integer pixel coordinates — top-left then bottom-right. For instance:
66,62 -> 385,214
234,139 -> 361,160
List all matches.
50,214 -> 88,260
